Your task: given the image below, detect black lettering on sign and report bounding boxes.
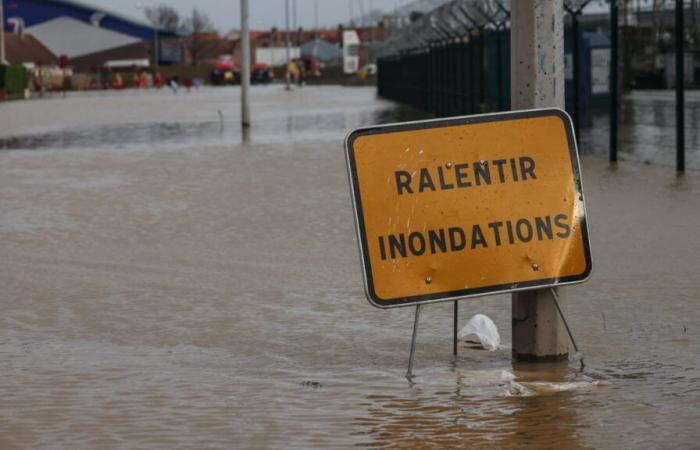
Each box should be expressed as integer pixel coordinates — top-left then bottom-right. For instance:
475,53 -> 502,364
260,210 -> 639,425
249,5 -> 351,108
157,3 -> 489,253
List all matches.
474,161 -> 491,186
471,225 -> 488,249
418,168 -> 436,192
535,216 -> 553,240
493,159 -> 507,183
437,166 -> 454,190
510,158 -> 519,182
505,220 -> 515,244
454,163 -> 471,188
519,156 -> 537,181
449,227 -> 466,251
516,218 -> 533,242
408,232 -> 426,255
389,234 -> 407,259
395,171 -> 413,195
378,236 -> 387,260
488,221 -> 503,246
428,229 -> 447,254
554,213 -> 571,238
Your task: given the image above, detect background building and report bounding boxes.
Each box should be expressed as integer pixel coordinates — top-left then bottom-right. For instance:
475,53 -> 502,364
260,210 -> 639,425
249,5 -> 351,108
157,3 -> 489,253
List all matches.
2,0 -> 182,70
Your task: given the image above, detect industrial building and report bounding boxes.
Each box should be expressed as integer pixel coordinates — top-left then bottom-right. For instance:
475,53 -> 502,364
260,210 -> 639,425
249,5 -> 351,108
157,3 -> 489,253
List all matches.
2,0 -> 182,70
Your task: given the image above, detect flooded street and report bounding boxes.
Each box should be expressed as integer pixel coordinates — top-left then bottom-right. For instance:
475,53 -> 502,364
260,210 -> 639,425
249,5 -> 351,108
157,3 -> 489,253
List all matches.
1,86 -> 699,448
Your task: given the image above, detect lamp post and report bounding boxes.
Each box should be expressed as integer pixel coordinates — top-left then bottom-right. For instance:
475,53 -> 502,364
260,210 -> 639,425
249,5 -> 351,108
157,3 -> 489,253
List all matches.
241,0 -> 250,127
285,0 -> 291,90
1,0 -> 7,65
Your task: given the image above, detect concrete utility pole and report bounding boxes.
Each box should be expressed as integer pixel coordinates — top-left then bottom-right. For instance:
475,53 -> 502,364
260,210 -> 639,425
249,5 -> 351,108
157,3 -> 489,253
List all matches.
510,0 -> 569,361
0,0 -> 7,65
285,0 -> 291,90
241,0 -> 251,127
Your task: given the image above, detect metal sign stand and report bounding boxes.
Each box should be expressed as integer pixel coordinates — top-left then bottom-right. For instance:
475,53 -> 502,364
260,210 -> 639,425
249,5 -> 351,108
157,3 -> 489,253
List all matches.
406,301 -> 460,379
405,290 -> 585,378
550,288 -> 585,371
405,305 -> 422,379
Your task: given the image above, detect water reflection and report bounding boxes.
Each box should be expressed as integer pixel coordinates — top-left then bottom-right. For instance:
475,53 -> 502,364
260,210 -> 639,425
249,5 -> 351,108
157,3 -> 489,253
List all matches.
0,105 -> 427,153
2,92 -> 694,171
580,97 -> 700,169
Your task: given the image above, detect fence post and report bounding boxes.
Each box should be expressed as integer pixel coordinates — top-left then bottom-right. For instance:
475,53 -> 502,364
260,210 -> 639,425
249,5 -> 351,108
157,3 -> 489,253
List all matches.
675,0 -> 685,173
510,0 -> 569,362
468,35 -> 475,114
571,13 -> 581,145
610,0 -> 618,163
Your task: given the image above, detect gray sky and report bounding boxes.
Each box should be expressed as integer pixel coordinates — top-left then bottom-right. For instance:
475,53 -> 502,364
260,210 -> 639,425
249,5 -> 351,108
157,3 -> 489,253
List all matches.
85,0 -> 406,34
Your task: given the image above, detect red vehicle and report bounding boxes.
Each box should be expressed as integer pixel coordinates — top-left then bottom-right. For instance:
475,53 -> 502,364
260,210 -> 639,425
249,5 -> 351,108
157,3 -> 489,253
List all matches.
210,56 -> 272,86
210,55 -> 238,85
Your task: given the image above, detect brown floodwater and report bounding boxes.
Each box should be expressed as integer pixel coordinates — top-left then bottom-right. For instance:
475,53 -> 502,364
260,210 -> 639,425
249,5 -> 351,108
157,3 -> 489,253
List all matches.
0,86 -> 699,448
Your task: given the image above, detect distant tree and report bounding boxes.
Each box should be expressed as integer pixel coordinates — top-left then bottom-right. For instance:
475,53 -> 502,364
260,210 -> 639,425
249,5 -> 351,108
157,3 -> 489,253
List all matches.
183,8 -> 216,66
144,5 -> 180,30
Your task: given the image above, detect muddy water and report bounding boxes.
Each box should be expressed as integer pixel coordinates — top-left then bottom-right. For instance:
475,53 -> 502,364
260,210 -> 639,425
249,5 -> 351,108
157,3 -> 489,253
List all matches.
0,86 -> 699,448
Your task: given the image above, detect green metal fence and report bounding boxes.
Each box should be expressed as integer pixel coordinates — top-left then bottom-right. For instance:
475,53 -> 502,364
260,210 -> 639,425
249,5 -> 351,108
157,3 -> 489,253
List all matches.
0,65 -> 28,100
378,30 -> 510,118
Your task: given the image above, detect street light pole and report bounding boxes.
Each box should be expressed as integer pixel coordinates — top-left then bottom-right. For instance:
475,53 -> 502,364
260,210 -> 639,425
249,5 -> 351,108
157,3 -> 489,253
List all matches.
0,0 -> 7,65
285,0 -> 291,90
610,0 -> 618,163
241,0 -> 251,127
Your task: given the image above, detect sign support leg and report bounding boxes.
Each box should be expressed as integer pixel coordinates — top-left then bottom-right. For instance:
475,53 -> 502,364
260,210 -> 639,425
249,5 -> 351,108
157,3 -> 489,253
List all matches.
453,301 -> 458,356
550,288 -> 585,371
406,304 -> 421,379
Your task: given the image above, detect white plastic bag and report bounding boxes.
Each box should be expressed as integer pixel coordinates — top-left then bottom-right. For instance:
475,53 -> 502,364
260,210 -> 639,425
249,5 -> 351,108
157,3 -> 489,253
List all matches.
458,314 -> 500,351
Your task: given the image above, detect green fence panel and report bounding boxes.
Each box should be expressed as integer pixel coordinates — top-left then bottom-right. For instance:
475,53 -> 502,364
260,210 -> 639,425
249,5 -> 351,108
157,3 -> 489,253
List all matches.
0,65 -> 27,99
376,30 -> 510,118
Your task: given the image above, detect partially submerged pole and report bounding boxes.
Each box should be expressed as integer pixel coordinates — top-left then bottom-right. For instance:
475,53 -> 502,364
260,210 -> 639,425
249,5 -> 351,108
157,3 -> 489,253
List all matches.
285,0 -> 291,90
675,0 -> 685,172
241,0 -> 251,128
510,0 -> 569,361
610,0 -> 618,163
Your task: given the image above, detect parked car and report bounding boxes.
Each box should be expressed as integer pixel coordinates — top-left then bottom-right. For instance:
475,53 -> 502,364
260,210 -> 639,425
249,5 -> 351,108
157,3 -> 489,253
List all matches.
210,55 -> 239,85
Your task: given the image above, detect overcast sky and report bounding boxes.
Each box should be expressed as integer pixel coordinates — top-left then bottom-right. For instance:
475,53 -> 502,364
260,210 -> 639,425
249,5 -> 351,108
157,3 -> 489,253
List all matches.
85,0 -> 407,34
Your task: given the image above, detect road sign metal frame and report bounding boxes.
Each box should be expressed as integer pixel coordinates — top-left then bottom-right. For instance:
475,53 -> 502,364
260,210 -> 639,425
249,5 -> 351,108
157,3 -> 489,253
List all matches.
345,108 -> 592,309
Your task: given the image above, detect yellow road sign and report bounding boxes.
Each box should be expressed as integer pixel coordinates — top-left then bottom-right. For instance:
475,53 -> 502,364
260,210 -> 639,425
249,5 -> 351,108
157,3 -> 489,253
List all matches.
345,109 -> 592,308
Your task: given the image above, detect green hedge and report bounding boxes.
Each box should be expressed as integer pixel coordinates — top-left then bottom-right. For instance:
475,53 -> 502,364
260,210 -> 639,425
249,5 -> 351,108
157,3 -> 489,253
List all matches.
0,65 -> 27,99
